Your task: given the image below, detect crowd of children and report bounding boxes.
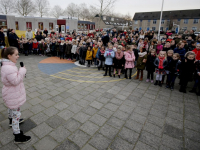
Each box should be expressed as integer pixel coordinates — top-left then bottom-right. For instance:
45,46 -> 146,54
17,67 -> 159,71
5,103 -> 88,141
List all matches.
11,28 -> 200,95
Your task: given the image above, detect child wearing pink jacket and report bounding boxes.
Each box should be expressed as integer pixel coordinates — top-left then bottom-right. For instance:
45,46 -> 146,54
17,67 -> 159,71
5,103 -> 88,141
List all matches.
1,47 -> 31,144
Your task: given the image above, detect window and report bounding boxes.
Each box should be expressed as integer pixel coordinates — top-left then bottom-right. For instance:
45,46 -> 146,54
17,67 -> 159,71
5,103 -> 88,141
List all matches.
177,19 -> 181,22
148,20 -> 151,22
160,27 -> 163,31
103,16 -> 106,20
26,22 -> 32,30
134,27 -> 138,30
78,24 -> 80,29
49,23 -> 53,30
111,18 -> 114,21
194,19 -> 199,24
192,27 -> 197,31
182,27 -> 187,31
161,20 -> 164,24
15,22 -> 19,30
38,22 -> 43,30
0,21 -> 7,29
152,27 -> 156,31
134,20 -> 138,24
153,20 -> 157,24
184,19 -> 188,24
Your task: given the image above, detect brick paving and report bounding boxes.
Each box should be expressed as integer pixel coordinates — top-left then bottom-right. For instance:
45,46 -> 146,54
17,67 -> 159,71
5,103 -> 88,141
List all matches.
0,55 -> 200,150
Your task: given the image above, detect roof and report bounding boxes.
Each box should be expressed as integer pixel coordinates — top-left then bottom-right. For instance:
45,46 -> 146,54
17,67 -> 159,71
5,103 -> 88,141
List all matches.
99,15 -> 132,26
0,15 -> 6,20
78,20 -> 95,25
133,9 -> 200,20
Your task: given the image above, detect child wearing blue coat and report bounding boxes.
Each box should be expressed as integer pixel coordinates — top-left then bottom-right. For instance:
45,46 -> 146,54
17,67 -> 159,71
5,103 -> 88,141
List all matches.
103,45 -> 115,77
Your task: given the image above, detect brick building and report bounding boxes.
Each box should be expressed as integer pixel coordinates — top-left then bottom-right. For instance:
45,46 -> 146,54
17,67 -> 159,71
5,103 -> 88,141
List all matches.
132,9 -> 200,33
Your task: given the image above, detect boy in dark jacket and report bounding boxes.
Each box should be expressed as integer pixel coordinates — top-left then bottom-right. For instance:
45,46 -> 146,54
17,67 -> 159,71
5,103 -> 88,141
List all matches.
146,49 -> 156,83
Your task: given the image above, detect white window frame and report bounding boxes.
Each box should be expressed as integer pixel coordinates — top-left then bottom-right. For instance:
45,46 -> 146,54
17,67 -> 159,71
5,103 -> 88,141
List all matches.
134,20 -> 138,24
161,20 -> 164,24
153,20 -> 157,24
152,27 -> 156,31
134,27 -> 138,30
160,27 -> 163,31
194,19 -> 199,24
192,27 -> 197,31
182,27 -> 187,31
184,19 -> 188,24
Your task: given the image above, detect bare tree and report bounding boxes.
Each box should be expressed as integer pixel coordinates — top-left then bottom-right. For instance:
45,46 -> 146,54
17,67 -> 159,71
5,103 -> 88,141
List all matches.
124,12 -> 132,21
50,5 -> 64,18
0,0 -> 16,14
64,3 -> 79,18
15,0 -> 35,16
79,3 -> 91,21
34,0 -> 50,17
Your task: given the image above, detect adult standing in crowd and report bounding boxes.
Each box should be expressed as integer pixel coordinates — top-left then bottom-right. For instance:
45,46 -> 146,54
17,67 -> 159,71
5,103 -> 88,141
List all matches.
25,28 -> 33,40
102,32 -> 109,46
43,28 -> 48,36
0,27 -> 5,49
9,29 -> 19,48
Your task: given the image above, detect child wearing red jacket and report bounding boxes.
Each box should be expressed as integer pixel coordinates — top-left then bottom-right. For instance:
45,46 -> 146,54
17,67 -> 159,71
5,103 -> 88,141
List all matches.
32,38 -> 39,55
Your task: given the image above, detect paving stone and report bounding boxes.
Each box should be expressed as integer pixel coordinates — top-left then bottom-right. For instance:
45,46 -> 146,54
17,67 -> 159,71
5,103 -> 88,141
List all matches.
73,112 -> 91,123
32,122 -> 53,139
68,104 -> 83,113
30,112 -> 49,125
20,102 -> 32,111
110,98 -> 123,105
123,99 -> 137,107
97,108 -> 114,118
119,127 -> 139,144
82,144 -> 97,150
185,138 -> 200,150
46,115 -> 65,129
119,104 -> 134,114
54,101 -> 69,110
163,124 -> 184,140
143,122 -> 163,137
99,124 -> 119,140
0,142 -> 18,150
63,118 -> 82,132
40,100 -> 55,108
0,113 -> 6,122
147,114 -> 165,127
96,97 -> 111,104
43,106 -> 59,117
30,104 -> 46,114
38,93 -> 52,100
18,131 -> 39,150
80,121 -> 99,136
162,134 -> 183,150
57,109 -> 74,121
185,128 -> 200,143
28,91 -> 41,98
54,139 -> 80,150
34,136 -> 58,150
0,129 -> 14,145
89,114 -> 107,126
139,131 -> 161,149
90,101 -> 104,109
76,99 -> 90,107
68,130 -> 91,148
22,109 -> 34,119
82,106 -> 98,116
134,106 -> 150,116
51,95 -> 64,103
89,133 -> 111,150
134,141 -> 155,150
110,137 -> 134,150
50,126 -> 71,142
20,118 -> 37,133
28,97 -> 43,105
166,117 -> 183,130
113,110 -> 129,121
167,111 -> 183,121
107,116 -> 125,129
104,103 -> 119,111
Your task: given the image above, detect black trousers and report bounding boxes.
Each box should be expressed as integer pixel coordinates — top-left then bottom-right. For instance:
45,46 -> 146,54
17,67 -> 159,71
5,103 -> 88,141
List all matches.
87,60 -> 91,67
147,71 -> 154,80
105,65 -> 112,75
60,52 -> 65,59
125,68 -> 132,78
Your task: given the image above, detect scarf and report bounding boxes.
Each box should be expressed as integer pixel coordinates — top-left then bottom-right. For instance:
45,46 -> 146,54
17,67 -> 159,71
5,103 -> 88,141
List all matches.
108,49 -> 113,52
158,56 -> 165,69
138,52 -> 147,57
100,50 -> 105,54
115,51 -> 123,60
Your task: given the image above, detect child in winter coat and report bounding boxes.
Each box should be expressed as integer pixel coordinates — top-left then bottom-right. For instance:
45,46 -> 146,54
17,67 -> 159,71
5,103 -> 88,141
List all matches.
85,46 -> 93,67
1,47 -> 31,143
190,59 -> 200,95
92,44 -> 98,66
154,51 -> 168,87
65,41 -> 72,60
166,53 -> 181,90
135,47 -> 147,81
71,41 -> 77,61
113,46 -> 125,78
59,40 -> 66,59
174,42 -> 186,61
39,39 -> 47,56
104,45 -> 115,77
156,41 -> 163,55
146,49 -> 156,83
124,45 -> 135,79
32,38 -> 38,55
97,46 -> 106,70
179,51 -> 196,93
164,50 -> 173,85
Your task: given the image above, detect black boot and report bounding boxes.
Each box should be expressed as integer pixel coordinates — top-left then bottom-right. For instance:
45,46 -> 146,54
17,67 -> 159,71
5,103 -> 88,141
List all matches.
118,75 -> 120,78
159,81 -> 162,87
189,88 -> 196,93
113,74 -> 115,78
98,67 -> 100,71
9,118 -> 24,127
154,80 -> 158,85
14,131 -> 31,144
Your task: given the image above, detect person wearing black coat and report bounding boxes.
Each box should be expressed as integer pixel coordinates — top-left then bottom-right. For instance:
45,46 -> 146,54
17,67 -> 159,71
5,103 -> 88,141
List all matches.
166,53 -> 181,90
113,49 -> 125,78
0,27 -> 5,48
9,29 -> 19,48
35,32 -> 43,41
179,51 -> 196,93
59,40 -> 66,59
43,28 -> 48,36
101,32 -> 109,46
23,40 -> 29,56
146,50 -> 156,83
79,44 -> 87,65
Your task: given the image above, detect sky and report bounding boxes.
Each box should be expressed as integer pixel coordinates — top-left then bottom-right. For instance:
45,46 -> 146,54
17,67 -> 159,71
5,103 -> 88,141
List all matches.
48,0 -> 200,17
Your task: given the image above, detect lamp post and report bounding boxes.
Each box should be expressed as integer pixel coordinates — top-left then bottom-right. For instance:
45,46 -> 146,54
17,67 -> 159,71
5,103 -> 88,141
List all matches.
158,0 -> 164,40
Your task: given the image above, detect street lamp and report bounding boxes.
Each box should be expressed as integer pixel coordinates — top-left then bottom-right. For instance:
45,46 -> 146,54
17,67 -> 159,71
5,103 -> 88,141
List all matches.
158,0 -> 164,40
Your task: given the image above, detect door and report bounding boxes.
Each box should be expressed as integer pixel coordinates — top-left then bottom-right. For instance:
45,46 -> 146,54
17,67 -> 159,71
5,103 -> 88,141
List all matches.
139,27 -> 142,31
61,25 -> 65,33
147,27 -> 149,31
176,27 -> 178,34
166,27 -> 168,31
